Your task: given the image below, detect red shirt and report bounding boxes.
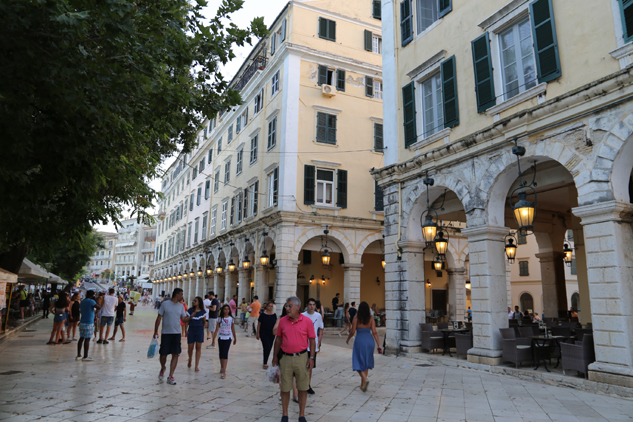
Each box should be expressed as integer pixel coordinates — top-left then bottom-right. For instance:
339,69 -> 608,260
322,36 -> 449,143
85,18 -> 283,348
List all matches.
277,314 -> 316,354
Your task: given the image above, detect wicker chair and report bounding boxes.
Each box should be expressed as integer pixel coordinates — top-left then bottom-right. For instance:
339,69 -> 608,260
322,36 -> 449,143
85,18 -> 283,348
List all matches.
500,328 -> 533,368
420,323 -> 443,353
574,328 -> 593,343
437,322 -> 449,330
561,334 -> 595,378
518,327 -> 534,338
455,332 -> 473,358
551,326 -> 572,338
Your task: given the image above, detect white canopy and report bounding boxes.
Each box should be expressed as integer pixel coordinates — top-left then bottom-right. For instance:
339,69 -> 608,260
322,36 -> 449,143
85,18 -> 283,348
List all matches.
18,258 -> 50,279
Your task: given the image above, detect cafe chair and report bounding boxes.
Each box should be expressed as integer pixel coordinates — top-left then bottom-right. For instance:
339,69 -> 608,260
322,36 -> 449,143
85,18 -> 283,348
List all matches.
454,332 -> 473,358
561,334 -> 595,379
437,322 -> 449,330
500,328 -> 533,368
420,323 -> 443,354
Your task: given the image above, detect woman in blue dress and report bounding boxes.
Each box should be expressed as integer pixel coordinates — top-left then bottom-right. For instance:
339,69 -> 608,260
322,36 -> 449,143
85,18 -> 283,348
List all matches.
346,301 -> 382,392
186,296 -> 207,372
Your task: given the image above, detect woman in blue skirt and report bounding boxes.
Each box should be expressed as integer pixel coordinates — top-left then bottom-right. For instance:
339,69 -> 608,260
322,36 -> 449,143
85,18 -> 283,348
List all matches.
186,296 -> 208,372
346,301 -> 382,391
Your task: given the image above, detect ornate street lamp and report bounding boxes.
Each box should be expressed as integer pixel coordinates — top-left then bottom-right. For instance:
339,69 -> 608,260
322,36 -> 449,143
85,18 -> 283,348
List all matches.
206,266 -> 212,276
380,236 -> 386,269
434,230 -> 449,259
420,172 -> 438,246
321,276 -> 326,285
260,250 -> 269,267
177,273 -> 182,280
228,259 -> 236,272
465,280 -> 471,289
183,272 -> 188,279
504,233 -> 518,264
563,243 -> 573,267
320,227 -> 332,269
242,257 -> 251,270
432,256 -> 444,272
509,140 -> 537,237
309,275 -> 315,284
216,264 -> 223,274
197,267 -> 203,277
189,270 -> 195,278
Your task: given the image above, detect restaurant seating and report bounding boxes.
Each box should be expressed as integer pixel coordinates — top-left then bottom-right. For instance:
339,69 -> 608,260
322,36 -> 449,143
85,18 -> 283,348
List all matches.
574,328 -> 593,342
500,328 -> 533,368
420,323 -> 443,353
551,326 -> 572,338
437,322 -> 449,329
561,334 -> 595,378
454,332 -> 473,358
518,327 -> 534,338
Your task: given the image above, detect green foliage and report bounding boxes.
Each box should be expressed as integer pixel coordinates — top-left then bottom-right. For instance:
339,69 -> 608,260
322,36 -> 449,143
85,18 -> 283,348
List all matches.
0,0 -> 266,261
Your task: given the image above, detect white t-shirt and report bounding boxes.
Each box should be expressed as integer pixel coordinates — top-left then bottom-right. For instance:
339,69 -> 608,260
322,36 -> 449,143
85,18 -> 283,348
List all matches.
101,295 -> 118,317
302,311 -> 324,352
203,298 -> 212,319
218,317 -> 234,340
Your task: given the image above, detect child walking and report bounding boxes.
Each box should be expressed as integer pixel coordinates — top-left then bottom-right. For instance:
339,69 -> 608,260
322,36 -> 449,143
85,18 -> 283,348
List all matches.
213,304 -> 236,379
108,295 -> 126,342
186,296 -> 207,372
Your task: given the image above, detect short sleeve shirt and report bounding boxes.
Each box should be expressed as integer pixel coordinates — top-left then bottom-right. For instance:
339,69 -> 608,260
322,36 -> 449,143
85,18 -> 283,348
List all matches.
209,298 -> 220,319
79,299 -> 97,324
249,301 -> 261,318
159,300 -> 188,334
203,299 -> 211,319
218,317 -> 234,340
229,300 -> 237,316
101,295 -> 118,317
301,312 -> 324,352
277,314 -> 316,354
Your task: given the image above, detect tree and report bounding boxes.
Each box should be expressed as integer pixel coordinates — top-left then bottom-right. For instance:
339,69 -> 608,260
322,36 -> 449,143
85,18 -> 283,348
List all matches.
0,0 -> 266,274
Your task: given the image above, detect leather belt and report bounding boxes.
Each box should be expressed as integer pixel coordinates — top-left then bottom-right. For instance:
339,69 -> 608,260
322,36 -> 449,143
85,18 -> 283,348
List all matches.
282,349 -> 307,356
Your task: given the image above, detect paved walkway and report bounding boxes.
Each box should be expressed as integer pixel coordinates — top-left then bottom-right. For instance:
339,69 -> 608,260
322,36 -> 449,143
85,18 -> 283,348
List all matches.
1,307 -> 632,422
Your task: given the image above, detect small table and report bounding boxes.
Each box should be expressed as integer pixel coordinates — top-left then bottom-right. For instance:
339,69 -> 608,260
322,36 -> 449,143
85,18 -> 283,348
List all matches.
440,329 -> 469,357
528,335 -> 573,372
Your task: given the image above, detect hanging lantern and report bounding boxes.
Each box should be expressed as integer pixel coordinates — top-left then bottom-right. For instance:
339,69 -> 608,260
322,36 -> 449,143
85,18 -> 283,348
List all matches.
206,266 -> 212,275
242,257 -> 251,270
197,267 -> 203,277
321,249 -> 331,268
260,250 -> 269,266
512,190 -> 536,236
177,273 -> 182,280
189,270 -> 195,278
321,276 -> 326,285
382,257 -> 386,270
183,272 -> 188,279
563,243 -> 573,267
216,264 -> 223,274
465,280 -> 471,289
432,257 -> 443,272
228,259 -> 236,272
434,230 -> 449,258
505,233 -> 518,263
421,214 -> 438,244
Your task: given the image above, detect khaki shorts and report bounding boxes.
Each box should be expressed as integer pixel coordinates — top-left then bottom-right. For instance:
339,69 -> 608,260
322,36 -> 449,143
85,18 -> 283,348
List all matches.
279,352 -> 310,392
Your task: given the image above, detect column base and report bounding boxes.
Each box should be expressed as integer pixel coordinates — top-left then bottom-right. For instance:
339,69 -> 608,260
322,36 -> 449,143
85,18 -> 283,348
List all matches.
467,348 -> 503,366
588,363 -> 633,388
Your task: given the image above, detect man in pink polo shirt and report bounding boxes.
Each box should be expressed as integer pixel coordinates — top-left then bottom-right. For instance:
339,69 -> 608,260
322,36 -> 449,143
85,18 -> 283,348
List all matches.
272,296 -> 316,422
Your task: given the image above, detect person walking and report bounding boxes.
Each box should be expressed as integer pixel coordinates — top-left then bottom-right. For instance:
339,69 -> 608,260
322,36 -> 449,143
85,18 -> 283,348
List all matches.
42,291 -> 51,319
203,294 -> 212,339
331,293 -> 340,313
68,293 -> 81,341
108,295 -> 126,342
338,303 -> 351,337
272,296 -> 316,422
349,302 -> 357,325
206,291 -> 220,349
212,304 -> 237,379
153,288 -> 191,385
97,288 -> 117,344
47,292 -> 70,345
256,300 -> 277,369
18,285 -> 28,321
302,298 -> 324,395
346,301 -> 382,392
186,296 -> 207,372
246,296 -> 261,337
229,295 -> 237,317
77,290 -> 100,360
239,298 -> 248,330
180,297 -> 188,337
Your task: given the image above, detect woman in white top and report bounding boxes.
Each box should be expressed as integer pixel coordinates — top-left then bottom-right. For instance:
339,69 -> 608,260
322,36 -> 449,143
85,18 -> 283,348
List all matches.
212,304 -> 236,379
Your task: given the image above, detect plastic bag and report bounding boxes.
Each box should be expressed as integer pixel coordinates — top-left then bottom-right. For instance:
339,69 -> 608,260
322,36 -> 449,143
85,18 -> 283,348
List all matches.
147,337 -> 159,359
266,365 -> 280,384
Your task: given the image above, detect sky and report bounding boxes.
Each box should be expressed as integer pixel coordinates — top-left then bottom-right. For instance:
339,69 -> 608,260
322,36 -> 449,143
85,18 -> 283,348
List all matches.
95,0 -> 289,233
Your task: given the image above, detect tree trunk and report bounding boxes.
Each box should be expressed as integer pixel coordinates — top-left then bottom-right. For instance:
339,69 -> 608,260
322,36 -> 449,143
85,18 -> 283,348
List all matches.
0,244 -> 29,275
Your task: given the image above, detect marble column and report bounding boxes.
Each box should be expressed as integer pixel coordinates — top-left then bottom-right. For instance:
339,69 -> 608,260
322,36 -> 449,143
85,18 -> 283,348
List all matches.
274,259 -> 300,316
255,265 -> 269,303
536,252 -> 567,318
342,263 -> 363,306
447,268 -> 467,321
573,227 -> 592,324
238,269 -> 249,302
573,201 -> 633,387
214,273 -> 225,303
187,277 -> 193,305
225,271 -> 237,302
462,225 -> 509,366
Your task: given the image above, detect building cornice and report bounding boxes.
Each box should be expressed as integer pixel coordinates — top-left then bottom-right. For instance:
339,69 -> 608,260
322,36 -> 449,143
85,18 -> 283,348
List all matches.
293,2 -> 382,33
286,43 -> 382,76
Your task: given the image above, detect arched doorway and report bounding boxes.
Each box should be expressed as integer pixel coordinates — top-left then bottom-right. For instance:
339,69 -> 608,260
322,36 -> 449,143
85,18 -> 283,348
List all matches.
520,292 -> 534,313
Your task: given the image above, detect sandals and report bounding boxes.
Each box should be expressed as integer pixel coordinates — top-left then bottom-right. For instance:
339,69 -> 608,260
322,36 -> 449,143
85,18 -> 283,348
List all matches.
263,364 -> 269,370
220,373 -> 226,379
46,341 -> 56,345
361,380 -> 370,392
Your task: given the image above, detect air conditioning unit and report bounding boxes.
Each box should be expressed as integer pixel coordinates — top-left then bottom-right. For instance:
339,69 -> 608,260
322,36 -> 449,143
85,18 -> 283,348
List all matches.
321,84 -> 336,97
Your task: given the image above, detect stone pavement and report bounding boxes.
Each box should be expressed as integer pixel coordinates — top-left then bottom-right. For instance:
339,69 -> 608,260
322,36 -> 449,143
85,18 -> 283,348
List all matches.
1,307 -> 633,422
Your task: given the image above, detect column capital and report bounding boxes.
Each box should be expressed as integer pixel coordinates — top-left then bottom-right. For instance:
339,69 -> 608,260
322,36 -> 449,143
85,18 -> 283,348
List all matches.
342,263 -> 364,270
572,200 -> 633,225
446,267 -> 467,275
462,225 -> 509,241
535,251 -> 564,263
398,240 -> 426,253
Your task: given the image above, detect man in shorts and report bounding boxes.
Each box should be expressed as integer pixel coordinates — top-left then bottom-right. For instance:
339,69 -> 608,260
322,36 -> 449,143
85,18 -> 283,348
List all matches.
246,296 -> 261,337
77,290 -> 100,361
206,291 -> 220,349
153,288 -> 190,385
272,296 -> 316,422
98,288 -> 117,344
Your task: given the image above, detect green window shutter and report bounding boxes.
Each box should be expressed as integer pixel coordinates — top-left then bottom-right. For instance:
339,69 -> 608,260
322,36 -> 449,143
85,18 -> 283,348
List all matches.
329,19 -> 336,41
337,69 -> 346,91
253,181 -> 259,215
439,0 -> 452,18
375,181 -> 384,211
319,17 -> 328,39
374,123 -> 384,152
273,167 -> 279,206
337,169 -> 348,208
402,82 -> 417,147
304,165 -> 315,205
373,0 -> 382,19
327,114 -> 337,144
441,56 -> 460,128
366,77 -> 374,97
400,0 -> 413,47
318,65 -> 328,86
364,30 -> 373,51
471,33 -> 496,113
619,0 -> 633,42
529,0 -> 561,83
316,112 -> 327,143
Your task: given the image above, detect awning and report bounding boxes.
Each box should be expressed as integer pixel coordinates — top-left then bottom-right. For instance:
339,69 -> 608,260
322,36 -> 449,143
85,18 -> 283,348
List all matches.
116,241 -> 136,247
17,258 -> 50,279
0,268 -> 18,284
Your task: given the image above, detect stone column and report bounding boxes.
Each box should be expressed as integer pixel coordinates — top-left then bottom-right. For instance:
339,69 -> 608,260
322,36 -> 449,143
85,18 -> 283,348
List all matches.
573,227 -> 592,324
462,225 -> 509,366
255,265 -> 268,303
536,252 -> 567,318
225,271 -> 237,301
187,278 -> 194,305
573,201 -> 633,387
274,259 -> 300,316
343,264 -> 363,306
238,269 -> 249,302
505,260 -> 512,309
194,276 -> 200,301
447,268 -> 467,321
214,273 -> 225,302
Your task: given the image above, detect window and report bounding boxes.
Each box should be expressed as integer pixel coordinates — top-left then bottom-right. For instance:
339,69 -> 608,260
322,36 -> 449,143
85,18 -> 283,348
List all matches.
197,187 -> 202,206
224,160 -> 231,184
421,73 -> 443,138
236,115 -> 241,134
375,180 -> 384,211
227,125 -> 233,143
208,149 -> 213,164
520,293 -> 534,312
267,167 -> 279,208
240,109 -> 248,130
250,136 -> 258,164
211,207 -> 217,236
205,180 -> 210,199
316,112 -> 337,144
189,194 -> 194,211
236,192 -> 243,223
318,65 -> 335,86
254,89 -> 264,114
374,123 -> 384,152
316,169 -> 334,205
236,149 -> 243,175
571,258 -> 577,275
271,71 -> 280,96
194,219 -> 199,243
201,213 -> 207,241
571,292 -> 580,310
374,80 -> 383,100
416,0 -> 438,34
214,170 -> 220,193
268,117 -> 277,150
199,159 -> 205,173
336,69 -> 346,91
373,35 -> 382,54
517,231 -> 527,245
401,0 -> 413,46
230,197 -> 235,226
519,260 -> 529,276
217,138 -> 222,154
187,224 -> 192,248
249,181 -> 259,216
243,187 -> 249,219
271,32 -> 277,55
193,166 -> 198,179
366,77 -> 374,97
619,0 -> 633,42
318,17 -> 336,41
373,0 -> 382,19
499,19 -> 536,101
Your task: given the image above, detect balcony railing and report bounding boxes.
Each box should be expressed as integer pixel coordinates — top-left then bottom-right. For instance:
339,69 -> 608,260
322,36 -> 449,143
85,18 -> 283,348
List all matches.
233,56 -> 267,92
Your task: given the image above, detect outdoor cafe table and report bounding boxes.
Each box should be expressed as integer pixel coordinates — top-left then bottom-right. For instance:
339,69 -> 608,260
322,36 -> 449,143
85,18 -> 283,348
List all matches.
440,328 -> 470,357
528,335 -> 573,372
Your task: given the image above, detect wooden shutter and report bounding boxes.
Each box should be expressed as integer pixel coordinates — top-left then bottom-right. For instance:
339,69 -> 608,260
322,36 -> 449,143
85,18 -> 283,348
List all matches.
304,165 -> 316,205
402,82 -> 417,147
253,181 -> 259,215
375,181 -> 384,211
373,0 -> 382,19
273,167 -> 279,205
366,77 -> 374,97
400,0 -> 413,46
271,33 -> 276,55
318,65 -> 328,86
374,123 -> 384,151
620,0 -> 633,42
439,0 -> 452,18
230,197 -> 235,225
337,169 -> 348,208
337,69 -> 346,91
316,112 -> 327,143
319,17 -> 328,39
441,56 -> 460,128
471,33 -> 496,113
281,19 -> 287,41
530,0 -> 561,83
329,19 -> 336,41
208,148 -> 213,164
243,188 -> 249,218
364,30 -> 373,51
327,114 -> 337,144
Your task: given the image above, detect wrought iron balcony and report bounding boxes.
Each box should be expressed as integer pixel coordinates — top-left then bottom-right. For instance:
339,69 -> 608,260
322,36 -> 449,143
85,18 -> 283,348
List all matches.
233,56 -> 267,92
